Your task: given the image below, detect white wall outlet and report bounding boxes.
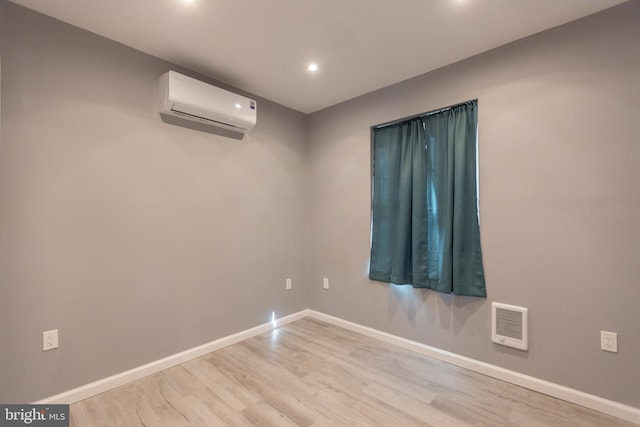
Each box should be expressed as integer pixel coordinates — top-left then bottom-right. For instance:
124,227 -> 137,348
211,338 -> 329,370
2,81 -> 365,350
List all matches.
286,278 -> 292,290
323,277 -> 329,290
43,329 -> 59,351
600,331 -> 618,353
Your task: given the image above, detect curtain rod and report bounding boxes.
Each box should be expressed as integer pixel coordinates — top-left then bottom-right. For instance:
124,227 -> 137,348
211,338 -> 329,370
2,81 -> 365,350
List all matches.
372,99 -> 477,130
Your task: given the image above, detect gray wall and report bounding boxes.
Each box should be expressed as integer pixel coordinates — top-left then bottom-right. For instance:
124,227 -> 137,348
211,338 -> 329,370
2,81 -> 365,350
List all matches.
0,1 -> 309,403
308,1 -> 640,407
2,0 -> 639,409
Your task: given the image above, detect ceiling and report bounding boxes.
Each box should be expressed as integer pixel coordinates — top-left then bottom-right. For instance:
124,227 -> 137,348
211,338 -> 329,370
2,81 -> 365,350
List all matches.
9,0 -> 627,113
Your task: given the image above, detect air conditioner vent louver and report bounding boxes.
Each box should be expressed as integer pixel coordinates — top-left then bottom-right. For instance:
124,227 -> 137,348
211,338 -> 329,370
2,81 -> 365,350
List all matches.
492,302 -> 528,351
170,108 -> 245,130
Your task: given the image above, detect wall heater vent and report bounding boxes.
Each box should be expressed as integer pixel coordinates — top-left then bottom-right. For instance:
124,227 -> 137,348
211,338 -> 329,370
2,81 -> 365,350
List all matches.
492,302 -> 528,351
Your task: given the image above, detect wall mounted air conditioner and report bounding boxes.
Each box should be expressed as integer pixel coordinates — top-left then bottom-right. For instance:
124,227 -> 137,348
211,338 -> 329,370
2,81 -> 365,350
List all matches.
159,71 -> 257,135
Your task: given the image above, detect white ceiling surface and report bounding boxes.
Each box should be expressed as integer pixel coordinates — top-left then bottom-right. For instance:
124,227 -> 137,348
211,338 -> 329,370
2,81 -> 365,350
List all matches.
10,0 -> 627,113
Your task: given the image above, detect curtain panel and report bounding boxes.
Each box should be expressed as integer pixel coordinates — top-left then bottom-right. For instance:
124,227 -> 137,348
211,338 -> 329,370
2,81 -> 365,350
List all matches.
369,100 -> 486,297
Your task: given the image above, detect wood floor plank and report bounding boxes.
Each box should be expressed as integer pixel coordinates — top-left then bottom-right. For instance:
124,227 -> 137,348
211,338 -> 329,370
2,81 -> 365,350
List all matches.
300,370 -> 427,427
362,381 -> 436,424
70,318 -> 638,426
182,358 -> 252,412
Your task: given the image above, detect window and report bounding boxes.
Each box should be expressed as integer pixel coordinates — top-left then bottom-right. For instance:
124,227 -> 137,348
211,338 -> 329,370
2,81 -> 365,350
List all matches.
369,100 -> 486,297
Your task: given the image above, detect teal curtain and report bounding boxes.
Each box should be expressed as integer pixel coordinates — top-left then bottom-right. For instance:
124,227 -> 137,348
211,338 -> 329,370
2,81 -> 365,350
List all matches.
369,101 -> 486,297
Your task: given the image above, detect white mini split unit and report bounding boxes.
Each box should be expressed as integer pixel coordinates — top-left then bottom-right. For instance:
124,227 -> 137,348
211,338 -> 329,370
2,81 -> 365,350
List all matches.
159,71 -> 257,135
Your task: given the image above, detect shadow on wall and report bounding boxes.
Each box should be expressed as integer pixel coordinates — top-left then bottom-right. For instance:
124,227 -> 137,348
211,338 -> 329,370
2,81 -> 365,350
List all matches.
387,283 -> 422,324
385,282 -> 487,334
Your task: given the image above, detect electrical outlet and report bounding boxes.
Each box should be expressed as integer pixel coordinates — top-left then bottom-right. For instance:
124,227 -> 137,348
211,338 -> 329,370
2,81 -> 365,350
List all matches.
43,329 -> 59,351
601,331 -> 618,353
286,278 -> 292,290
323,277 -> 329,289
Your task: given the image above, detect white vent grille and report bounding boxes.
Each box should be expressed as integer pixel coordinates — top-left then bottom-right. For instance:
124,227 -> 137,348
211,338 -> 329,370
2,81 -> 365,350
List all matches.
492,302 -> 528,351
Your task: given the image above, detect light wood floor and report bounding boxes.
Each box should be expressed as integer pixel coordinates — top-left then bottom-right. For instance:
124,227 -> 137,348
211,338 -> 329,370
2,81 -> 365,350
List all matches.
70,318 -> 636,426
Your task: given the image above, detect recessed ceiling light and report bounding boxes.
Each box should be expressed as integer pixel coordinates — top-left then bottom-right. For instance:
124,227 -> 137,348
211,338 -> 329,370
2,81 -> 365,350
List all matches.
307,63 -> 319,72
234,103 -> 242,109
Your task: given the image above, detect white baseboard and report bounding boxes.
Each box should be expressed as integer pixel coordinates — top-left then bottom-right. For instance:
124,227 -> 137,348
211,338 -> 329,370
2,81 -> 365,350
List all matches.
35,309 -> 309,405
306,310 -> 640,425
36,308 -> 640,425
